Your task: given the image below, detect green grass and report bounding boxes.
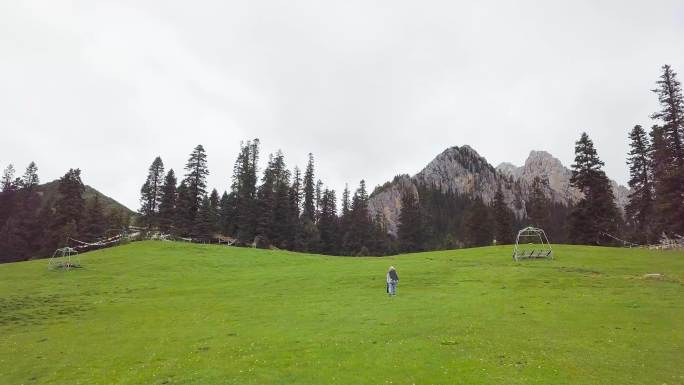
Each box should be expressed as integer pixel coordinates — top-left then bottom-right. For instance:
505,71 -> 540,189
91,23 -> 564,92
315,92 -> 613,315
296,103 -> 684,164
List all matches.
1,241 -> 683,385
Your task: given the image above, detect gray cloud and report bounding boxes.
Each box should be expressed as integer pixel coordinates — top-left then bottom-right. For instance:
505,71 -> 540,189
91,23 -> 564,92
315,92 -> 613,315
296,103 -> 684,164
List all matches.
2,0 -> 683,210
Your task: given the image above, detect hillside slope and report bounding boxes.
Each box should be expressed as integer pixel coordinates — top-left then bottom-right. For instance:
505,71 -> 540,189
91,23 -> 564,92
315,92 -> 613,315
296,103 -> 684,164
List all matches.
36,180 -> 134,215
1,241 -> 682,385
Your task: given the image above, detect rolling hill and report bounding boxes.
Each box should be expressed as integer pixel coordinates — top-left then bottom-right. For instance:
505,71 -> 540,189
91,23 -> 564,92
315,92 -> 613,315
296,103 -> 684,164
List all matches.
36,180 -> 134,215
1,241 -> 682,384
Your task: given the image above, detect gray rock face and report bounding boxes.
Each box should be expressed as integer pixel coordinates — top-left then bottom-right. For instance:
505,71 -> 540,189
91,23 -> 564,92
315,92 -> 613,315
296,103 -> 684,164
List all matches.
368,175 -> 416,235
414,145 -> 499,201
496,150 -> 629,210
369,146 -> 629,235
610,180 -> 630,212
497,150 -> 582,206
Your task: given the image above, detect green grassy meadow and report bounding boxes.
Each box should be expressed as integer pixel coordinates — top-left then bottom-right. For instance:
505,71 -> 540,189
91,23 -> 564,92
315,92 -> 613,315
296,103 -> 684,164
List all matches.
1,241 -> 683,385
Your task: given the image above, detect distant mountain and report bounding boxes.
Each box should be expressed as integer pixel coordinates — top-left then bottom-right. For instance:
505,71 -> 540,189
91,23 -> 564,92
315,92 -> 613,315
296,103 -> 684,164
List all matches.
496,150 -> 629,211
369,146 -> 629,235
36,180 -> 134,215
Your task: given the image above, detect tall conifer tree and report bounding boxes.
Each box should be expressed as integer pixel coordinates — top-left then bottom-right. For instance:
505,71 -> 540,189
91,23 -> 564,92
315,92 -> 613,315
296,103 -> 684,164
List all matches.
463,198 -> 493,247
209,189 -> 220,232
650,65 -> 684,235
184,145 -> 209,222
315,179 -> 323,221
397,189 -> 423,252
318,188 -> 338,253
192,195 -> 215,240
0,164 -> 18,228
16,162 -> 42,256
157,169 -> 177,233
302,153 -> 316,221
174,180 -> 193,236
492,185 -> 514,244
231,140 -> 259,243
568,133 -> 621,244
217,191 -> 234,235
139,156 -> 164,228
347,180 -> 372,254
625,125 -> 654,242
49,169 -> 86,247
81,194 -> 107,240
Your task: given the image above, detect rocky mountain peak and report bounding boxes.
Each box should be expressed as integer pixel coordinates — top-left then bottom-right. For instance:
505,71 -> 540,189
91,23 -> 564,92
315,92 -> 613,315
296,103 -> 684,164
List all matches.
414,145 -> 496,196
503,150 -> 581,205
369,145 -> 630,236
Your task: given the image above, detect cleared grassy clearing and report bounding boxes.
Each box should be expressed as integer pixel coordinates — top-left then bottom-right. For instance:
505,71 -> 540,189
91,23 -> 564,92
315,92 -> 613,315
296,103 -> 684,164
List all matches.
1,241 -> 683,384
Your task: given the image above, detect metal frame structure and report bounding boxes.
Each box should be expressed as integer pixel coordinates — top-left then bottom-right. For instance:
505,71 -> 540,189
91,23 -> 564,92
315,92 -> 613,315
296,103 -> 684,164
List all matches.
513,226 -> 553,261
48,247 -> 80,270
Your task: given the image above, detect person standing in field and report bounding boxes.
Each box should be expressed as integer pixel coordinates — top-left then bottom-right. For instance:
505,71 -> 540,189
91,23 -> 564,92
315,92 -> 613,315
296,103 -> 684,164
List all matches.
386,266 -> 399,296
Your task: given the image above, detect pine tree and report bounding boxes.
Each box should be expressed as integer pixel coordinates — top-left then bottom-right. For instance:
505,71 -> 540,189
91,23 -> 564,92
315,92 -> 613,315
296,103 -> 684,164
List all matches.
209,188 -> 220,232
492,185 -> 514,244
55,169 -> 86,228
302,153 -> 316,221
341,184 -> 351,218
625,125 -> 654,243
139,157 -> 164,228
174,180 -> 193,236
192,195 -> 215,240
463,198 -> 493,247
298,216 -> 321,252
0,216 -> 27,262
232,140 -> 260,243
0,162 -> 33,260
21,162 -> 39,188
1,164 -> 16,192
0,164 -> 18,227
315,179 -> 323,221
650,126 -> 671,237
568,132 -> 621,245
49,169 -> 86,248
107,207 -> 126,232
81,194 -> 107,240
347,180 -> 372,254
397,189 -> 423,252
339,184 -> 352,254
270,152 -> 293,248
217,191 -> 234,235
15,162 -> 42,257
650,65 -> 684,236
292,167 -> 302,212
184,145 -> 209,223
318,188 -> 338,253
526,176 -> 550,229
285,175 -> 302,249
157,169 -> 177,233
295,156 -> 323,253
256,153 -> 279,243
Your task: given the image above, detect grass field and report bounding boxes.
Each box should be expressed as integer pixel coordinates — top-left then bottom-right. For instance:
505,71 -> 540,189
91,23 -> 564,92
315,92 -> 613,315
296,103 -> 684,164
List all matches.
1,241 -> 683,385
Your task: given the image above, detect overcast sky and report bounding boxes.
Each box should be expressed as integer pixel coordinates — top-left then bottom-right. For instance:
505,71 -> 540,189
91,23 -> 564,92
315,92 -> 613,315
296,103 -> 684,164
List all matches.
2,1 -> 683,210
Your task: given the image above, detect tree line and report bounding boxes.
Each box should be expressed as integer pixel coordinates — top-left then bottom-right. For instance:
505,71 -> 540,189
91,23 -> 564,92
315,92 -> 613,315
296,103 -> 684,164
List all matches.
0,64 -> 681,261
137,140 -> 393,255
0,166 -> 130,262
624,64 -> 684,243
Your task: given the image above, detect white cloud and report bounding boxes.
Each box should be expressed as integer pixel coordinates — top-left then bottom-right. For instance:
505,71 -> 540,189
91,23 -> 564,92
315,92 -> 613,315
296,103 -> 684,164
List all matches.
1,0 -> 682,209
